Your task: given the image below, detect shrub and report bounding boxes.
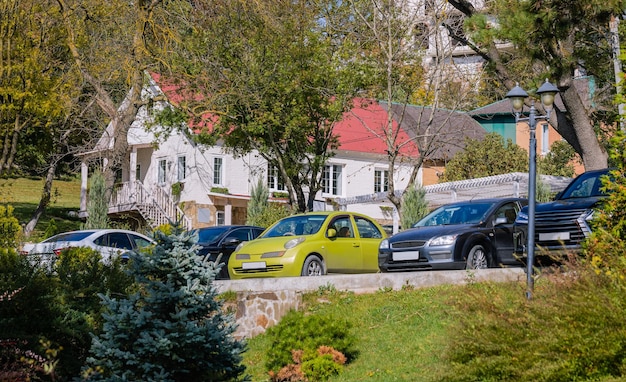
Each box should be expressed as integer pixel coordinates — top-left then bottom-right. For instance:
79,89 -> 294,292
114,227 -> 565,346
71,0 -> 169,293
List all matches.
249,202 -> 292,228
0,205 -> 21,248
264,310 -> 356,374
400,186 -> 428,229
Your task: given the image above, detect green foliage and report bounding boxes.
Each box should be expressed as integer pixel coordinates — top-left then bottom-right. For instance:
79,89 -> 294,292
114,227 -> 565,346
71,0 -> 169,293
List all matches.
400,186 -> 428,230
584,129 -> 626,280
535,176 -> 554,203
264,310 -> 356,374
301,353 -> 343,381
247,178 -> 270,227
84,227 -> 246,381
185,0 -> 365,212
170,181 -> 183,197
249,203 -> 292,229
0,205 -> 22,248
0,245 -> 132,380
82,169 -> 109,230
537,140 -> 578,177
211,186 -> 230,194
441,133 -> 528,182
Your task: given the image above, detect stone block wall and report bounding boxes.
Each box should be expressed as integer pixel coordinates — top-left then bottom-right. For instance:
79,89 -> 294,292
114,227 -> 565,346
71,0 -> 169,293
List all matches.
231,290 -> 302,339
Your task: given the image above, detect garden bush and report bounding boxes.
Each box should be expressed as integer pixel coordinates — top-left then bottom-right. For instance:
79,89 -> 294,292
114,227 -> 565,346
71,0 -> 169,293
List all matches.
264,309 -> 356,378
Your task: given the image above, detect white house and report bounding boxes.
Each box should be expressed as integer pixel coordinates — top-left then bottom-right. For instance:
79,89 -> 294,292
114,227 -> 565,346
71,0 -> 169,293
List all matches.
79,74 -> 426,230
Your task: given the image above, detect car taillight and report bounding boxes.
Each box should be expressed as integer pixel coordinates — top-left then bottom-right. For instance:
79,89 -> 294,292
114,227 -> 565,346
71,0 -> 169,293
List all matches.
53,248 -> 67,256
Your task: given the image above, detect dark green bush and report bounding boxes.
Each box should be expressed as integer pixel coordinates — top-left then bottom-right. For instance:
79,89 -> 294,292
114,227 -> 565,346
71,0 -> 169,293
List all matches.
0,245 -> 134,380
264,310 -> 356,373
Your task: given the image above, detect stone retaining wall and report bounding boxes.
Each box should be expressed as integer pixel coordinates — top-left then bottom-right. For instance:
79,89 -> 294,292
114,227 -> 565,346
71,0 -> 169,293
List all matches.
216,268 -> 526,339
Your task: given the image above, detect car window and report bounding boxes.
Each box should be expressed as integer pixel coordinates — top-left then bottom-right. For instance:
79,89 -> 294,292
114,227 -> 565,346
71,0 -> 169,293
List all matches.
43,231 -> 95,243
494,203 -> 519,224
197,227 -> 230,243
416,203 -> 492,226
130,234 -> 152,249
264,215 -> 327,237
104,232 -> 133,250
354,216 -> 383,239
225,229 -> 251,243
330,216 -> 353,238
561,171 -> 610,199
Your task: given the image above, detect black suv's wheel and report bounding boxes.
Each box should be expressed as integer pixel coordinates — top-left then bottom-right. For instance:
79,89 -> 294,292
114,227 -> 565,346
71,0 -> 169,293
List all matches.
466,244 -> 488,269
301,255 -> 324,276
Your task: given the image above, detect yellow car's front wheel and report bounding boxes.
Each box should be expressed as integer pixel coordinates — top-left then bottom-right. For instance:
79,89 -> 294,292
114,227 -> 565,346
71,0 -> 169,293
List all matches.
301,255 -> 324,276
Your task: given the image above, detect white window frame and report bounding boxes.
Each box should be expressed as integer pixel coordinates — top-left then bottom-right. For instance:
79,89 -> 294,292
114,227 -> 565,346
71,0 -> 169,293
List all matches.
216,211 -> 225,226
322,164 -> 343,196
213,157 -> 223,186
177,155 -> 186,181
268,165 -> 286,191
374,169 -> 389,193
158,159 -> 167,184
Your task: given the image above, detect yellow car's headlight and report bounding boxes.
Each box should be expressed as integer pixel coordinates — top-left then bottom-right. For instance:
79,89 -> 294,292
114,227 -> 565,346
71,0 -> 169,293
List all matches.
285,237 -> 305,249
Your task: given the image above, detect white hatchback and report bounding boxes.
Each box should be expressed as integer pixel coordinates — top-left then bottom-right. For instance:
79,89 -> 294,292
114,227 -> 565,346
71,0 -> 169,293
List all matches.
22,229 -> 154,265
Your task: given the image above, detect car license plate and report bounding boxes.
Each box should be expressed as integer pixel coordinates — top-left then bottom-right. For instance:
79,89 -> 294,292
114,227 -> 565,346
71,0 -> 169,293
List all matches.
539,232 -> 570,241
393,251 -> 419,261
242,261 -> 267,270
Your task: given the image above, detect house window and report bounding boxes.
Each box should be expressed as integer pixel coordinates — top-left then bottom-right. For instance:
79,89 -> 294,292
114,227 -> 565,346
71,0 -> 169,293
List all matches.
268,165 -> 285,191
322,164 -> 343,196
158,159 -> 166,184
177,156 -> 186,181
374,169 -> 389,193
216,211 -> 225,226
213,157 -> 223,185
541,123 -> 549,155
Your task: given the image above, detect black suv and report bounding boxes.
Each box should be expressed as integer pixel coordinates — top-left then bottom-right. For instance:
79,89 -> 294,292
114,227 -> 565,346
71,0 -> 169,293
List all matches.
513,168 -> 611,257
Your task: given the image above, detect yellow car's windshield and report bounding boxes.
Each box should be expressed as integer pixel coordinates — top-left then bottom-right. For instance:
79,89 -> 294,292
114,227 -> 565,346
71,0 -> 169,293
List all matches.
263,215 -> 327,237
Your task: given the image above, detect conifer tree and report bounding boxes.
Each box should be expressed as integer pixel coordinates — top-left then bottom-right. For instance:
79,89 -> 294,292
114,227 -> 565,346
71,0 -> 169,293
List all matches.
84,228 -> 246,381
82,169 -> 109,229
400,186 -> 429,230
247,178 -> 269,227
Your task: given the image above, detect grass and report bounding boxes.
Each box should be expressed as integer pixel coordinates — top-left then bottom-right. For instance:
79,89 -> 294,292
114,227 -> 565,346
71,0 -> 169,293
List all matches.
242,284 -> 463,382
1,176 -> 83,241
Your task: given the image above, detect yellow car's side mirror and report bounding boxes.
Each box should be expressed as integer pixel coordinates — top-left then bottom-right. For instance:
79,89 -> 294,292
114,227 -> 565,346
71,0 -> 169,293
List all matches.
327,228 -> 337,238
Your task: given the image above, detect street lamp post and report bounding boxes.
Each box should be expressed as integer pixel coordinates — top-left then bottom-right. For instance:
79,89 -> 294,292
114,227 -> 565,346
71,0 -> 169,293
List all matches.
506,79 -> 559,300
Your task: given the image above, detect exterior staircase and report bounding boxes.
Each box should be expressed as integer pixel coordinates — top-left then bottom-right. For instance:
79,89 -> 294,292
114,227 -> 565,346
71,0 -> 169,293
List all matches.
109,180 -> 192,230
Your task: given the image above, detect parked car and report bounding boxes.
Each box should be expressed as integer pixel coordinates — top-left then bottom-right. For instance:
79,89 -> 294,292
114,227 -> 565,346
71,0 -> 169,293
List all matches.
513,168 -> 612,258
378,198 -> 528,271
194,225 -> 265,279
22,229 -> 154,265
228,211 -> 387,279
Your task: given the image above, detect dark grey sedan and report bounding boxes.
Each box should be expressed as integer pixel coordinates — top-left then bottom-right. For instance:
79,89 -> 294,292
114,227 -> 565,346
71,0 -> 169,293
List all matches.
378,198 -> 527,271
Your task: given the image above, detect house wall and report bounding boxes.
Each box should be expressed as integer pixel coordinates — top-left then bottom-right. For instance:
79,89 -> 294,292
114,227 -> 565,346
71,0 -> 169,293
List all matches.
315,152 -> 417,221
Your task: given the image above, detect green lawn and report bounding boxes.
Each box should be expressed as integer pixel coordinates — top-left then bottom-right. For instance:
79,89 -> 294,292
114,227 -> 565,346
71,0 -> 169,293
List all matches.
243,285 -> 461,382
2,176 -> 83,241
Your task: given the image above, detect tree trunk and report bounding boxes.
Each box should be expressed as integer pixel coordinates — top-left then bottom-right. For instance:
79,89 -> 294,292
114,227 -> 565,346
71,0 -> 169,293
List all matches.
556,80 -> 608,170
23,163 -> 56,237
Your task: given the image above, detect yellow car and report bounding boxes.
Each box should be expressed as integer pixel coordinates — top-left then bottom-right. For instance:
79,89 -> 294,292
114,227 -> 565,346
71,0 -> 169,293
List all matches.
228,211 -> 388,279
